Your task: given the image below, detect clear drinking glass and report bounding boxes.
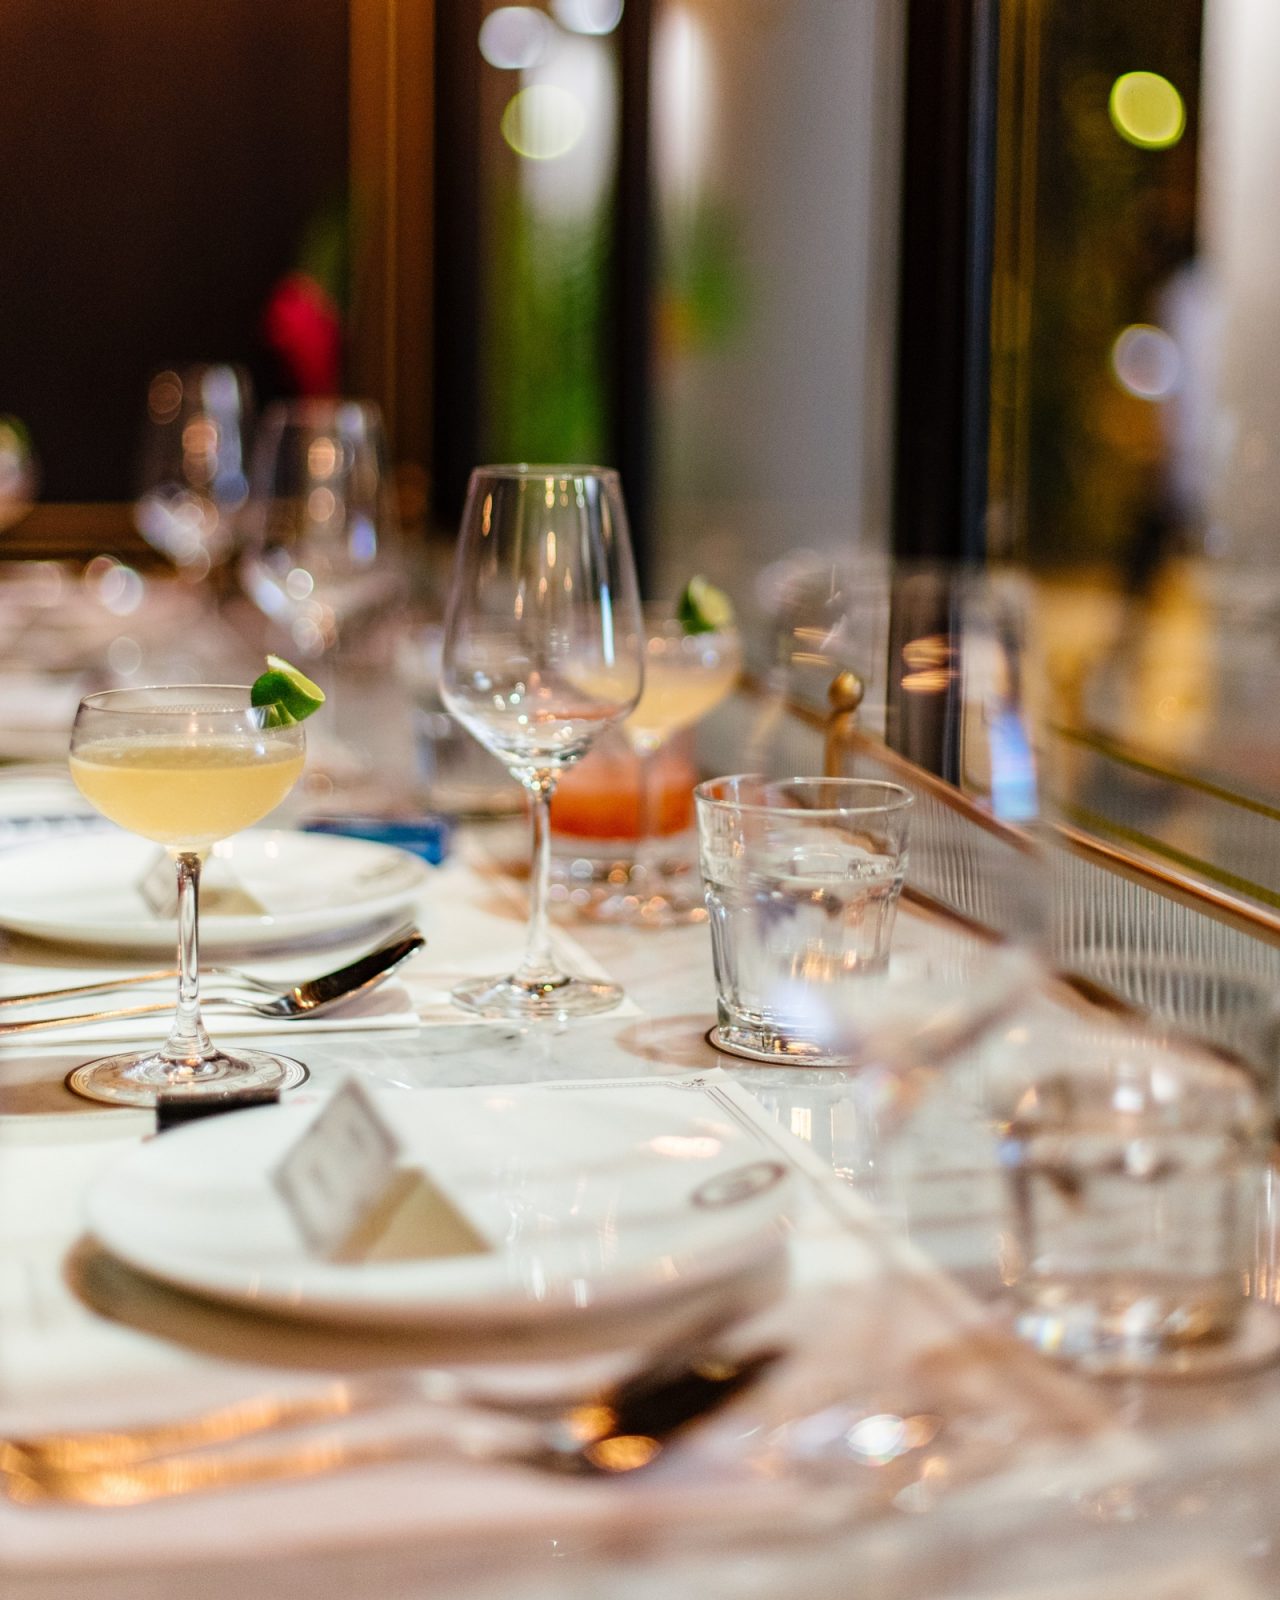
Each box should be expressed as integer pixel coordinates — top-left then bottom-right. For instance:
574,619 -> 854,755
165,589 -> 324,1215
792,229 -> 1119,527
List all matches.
66,686 -> 308,1107
441,465 -> 644,1018
695,776 -> 914,1062
586,606 -> 741,927
995,1022 -> 1277,1375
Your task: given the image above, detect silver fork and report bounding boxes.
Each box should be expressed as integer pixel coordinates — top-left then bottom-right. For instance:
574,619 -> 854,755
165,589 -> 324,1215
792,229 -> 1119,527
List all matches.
0,929 -> 425,1033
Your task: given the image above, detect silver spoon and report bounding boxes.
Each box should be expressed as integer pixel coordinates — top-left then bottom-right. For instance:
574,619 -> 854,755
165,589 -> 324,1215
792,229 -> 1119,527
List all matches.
0,929 -> 425,1034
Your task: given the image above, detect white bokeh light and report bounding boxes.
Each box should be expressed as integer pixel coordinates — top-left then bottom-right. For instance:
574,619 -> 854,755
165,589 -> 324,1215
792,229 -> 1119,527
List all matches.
551,0 -> 624,35
1111,323 -> 1181,400
479,6 -> 552,71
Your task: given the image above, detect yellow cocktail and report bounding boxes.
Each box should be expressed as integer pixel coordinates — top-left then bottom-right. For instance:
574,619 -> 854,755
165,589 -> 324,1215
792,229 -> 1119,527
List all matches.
583,610 -> 740,927
625,650 -> 741,754
65,684 -> 309,1108
70,738 -> 305,849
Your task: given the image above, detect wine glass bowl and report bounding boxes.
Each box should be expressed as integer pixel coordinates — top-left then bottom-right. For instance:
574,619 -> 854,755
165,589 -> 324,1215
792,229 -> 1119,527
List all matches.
134,364 -> 252,574
239,399 -> 398,658
65,685 -> 308,1107
441,465 -> 644,1019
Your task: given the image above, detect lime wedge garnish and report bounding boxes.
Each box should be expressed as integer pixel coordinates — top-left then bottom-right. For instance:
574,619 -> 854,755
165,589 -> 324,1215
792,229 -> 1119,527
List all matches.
251,655 -> 326,724
676,576 -> 735,635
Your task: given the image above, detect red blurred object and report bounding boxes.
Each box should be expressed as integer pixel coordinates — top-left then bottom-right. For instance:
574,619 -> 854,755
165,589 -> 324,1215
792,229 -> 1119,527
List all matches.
262,271 -> 342,396
552,740 -> 696,840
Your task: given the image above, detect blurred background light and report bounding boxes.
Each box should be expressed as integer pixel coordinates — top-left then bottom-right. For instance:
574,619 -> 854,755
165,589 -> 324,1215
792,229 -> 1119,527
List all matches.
551,0 -> 624,36
652,6 -> 712,214
1111,322 -> 1181,399
501,84 -> 586,160
147,371 -> 183,424
479,6 -> 552,71
1108,71 -> 1186,149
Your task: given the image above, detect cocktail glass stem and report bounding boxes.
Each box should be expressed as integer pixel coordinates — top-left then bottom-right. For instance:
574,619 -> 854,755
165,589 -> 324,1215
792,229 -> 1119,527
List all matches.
159,851 -> 216,1069
632,741 -> 662,887
514,771 -> 564,994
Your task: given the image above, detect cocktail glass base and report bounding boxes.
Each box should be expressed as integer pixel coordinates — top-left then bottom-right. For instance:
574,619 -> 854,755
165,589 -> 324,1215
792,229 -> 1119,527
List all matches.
578,862 -> 708,930
451,972 -> 625,1021
66,1048 -> 309,1109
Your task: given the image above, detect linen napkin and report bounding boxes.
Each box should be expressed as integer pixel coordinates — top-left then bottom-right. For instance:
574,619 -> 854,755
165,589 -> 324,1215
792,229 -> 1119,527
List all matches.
0,1075 -> 1151,1594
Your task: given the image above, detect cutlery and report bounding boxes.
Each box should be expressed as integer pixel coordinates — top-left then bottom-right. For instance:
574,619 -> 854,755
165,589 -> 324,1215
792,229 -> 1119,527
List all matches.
0,928 -> 425,1034
1,1344 -> 781,1506
0,921 -> 421,1009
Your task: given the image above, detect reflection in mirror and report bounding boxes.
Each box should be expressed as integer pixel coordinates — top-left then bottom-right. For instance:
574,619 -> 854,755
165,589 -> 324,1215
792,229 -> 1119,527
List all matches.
993,0 -> 1280,911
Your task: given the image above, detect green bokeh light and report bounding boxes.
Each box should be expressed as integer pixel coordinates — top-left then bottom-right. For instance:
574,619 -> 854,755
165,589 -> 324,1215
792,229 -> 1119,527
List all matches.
1108,71 -> 1185,150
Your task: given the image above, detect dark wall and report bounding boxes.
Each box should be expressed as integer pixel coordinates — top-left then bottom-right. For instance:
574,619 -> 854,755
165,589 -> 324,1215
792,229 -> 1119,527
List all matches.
0,0 -> 349,503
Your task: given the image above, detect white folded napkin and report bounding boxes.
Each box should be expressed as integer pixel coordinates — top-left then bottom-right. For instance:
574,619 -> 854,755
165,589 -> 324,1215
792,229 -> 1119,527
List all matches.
0,1076 -> 1149,1593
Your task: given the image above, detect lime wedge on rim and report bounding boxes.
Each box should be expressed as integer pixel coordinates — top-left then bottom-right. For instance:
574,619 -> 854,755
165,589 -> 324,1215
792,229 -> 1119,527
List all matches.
250,655 -> 326,724
676,576 -> 735,635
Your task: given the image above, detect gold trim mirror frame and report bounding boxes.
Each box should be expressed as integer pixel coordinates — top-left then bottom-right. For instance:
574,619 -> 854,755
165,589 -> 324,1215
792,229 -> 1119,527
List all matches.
5,0 -> 434,563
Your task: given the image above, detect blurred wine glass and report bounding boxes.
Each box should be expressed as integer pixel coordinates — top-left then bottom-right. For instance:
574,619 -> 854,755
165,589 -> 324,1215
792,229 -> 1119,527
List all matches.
239,399 -> 400,779
735,567 -> 1050,1130
134,365 -> 252,575
587,605 -> 741,926
0,414 -> 37,532
240,399 -> 398,653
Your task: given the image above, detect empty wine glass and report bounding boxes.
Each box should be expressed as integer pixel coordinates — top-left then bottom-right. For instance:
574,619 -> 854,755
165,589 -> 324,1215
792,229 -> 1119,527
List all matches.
134,365 -> 252,574
442,465 -> 644,1018
0,414 -> 37,533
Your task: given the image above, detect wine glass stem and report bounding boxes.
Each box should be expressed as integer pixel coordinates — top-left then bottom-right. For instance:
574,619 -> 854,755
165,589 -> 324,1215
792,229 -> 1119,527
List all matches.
515,773 -> 563,991
160,851 -> 215,1066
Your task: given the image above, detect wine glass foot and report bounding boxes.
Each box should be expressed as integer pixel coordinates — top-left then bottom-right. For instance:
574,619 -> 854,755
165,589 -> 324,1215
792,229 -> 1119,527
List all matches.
451,972 -> 625,1021
66,1048 -> 309,1109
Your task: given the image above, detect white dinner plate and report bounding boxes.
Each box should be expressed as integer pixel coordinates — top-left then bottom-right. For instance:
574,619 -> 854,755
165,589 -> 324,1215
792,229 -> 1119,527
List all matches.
0,828 -> 430,953
85,1082 -> 796,1328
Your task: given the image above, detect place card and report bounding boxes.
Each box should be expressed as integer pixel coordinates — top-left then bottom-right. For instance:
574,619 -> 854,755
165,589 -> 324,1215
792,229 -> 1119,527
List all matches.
271,1078 -> 491,1264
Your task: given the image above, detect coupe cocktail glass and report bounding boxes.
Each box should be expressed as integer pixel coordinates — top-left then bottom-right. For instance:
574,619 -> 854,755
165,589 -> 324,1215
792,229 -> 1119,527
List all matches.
587,608 -> 740,926
67,685 -> 307,1107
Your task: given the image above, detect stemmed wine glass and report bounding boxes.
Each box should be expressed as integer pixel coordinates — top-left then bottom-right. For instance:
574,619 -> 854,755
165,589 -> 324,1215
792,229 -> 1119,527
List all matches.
441,465 -> 645,1018
66,686 -> 308,1107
